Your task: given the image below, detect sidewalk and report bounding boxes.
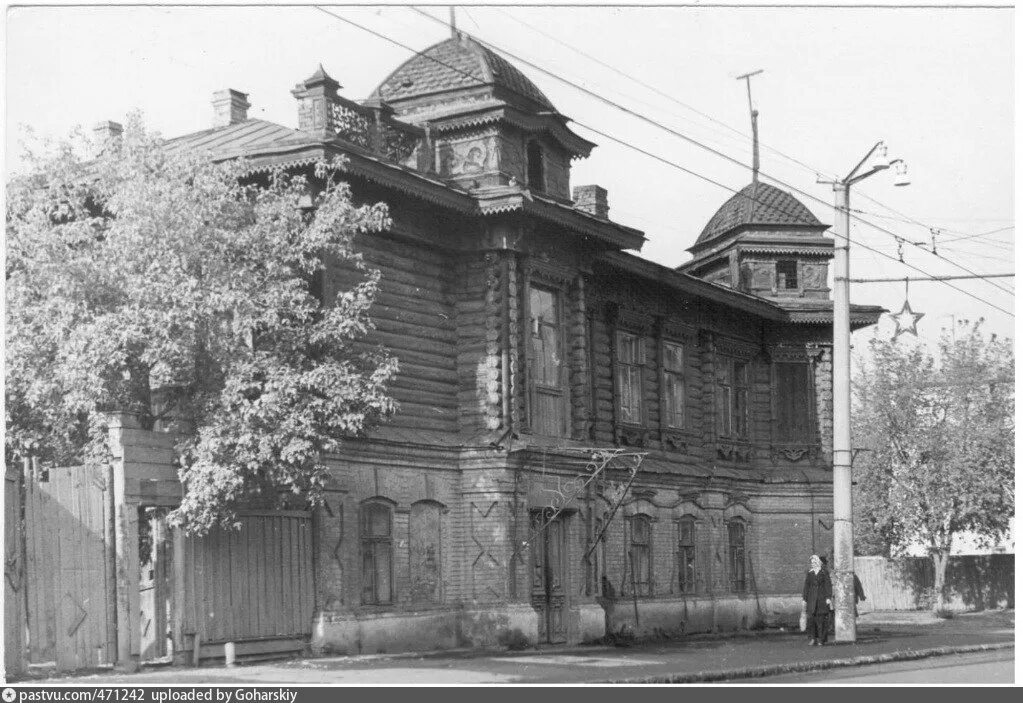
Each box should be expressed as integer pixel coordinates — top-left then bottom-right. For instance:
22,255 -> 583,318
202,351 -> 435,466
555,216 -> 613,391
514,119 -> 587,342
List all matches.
21,609 -> 1014,685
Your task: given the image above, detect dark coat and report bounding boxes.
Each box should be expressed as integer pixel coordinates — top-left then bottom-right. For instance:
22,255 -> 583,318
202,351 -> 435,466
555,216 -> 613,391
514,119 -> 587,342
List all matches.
803,568 -> 832,614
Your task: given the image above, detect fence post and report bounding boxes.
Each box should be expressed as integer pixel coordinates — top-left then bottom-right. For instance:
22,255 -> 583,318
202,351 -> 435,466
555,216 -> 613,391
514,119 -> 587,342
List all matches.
109,414 -> 142,673
5,465 -> 26,678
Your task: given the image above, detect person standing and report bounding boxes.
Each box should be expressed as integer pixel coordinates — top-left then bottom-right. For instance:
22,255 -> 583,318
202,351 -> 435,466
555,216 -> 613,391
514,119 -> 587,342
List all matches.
802,554 -> 832,646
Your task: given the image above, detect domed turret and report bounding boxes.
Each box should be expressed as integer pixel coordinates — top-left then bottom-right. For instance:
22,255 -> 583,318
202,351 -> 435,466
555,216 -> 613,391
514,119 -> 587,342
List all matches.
368,34 -> 594,198
681,181 -> 833,300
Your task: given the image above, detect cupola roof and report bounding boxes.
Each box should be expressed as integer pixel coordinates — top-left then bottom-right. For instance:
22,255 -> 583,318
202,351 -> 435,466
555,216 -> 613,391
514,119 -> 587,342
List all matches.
370,34 -> 556,113
695,182 -> 824,245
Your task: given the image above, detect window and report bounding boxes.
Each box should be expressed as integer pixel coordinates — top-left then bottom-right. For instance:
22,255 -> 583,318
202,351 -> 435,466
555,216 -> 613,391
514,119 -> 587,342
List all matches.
409,502 -> 442,603
526,140 -> 544,191
776,362 -> 813,442
628,515 -> 653,595
530,287 -> 562,387
361,502 -> 393,605
777,259 -> 799,290
728,520 -> 747,593
663,342 -> 686,429
616,332 -> 645,424
716,359 -> 749,439
529,285 -> 567,436
678,518 -> 696,594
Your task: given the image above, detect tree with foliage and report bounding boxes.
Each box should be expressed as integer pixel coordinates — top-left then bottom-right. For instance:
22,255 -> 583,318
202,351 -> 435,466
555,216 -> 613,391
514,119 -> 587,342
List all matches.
852,321 -> 1014,608
6,117 -> 397,534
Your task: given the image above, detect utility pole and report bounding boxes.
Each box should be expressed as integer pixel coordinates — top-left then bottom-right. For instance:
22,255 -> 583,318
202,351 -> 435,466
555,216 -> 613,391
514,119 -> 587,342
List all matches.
819,142 -> 909,642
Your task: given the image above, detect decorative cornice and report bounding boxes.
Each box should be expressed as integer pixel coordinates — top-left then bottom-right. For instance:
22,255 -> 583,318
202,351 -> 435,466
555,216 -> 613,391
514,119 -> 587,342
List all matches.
658,318 -> 698,345
711,335 -> 759,359
770,345 -> 817,363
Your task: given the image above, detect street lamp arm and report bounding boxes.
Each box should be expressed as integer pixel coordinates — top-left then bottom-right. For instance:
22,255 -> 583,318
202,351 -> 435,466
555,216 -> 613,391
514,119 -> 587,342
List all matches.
842,140 -> 885,183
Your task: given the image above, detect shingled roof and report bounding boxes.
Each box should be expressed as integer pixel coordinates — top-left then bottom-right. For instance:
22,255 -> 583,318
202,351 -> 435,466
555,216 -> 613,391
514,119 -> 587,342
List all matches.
696,182 -> 824,245
371,34 -> 556,112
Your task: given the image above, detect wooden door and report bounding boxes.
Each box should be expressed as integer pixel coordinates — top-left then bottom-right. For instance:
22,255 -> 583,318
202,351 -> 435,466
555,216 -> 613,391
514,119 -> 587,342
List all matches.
530,510 -> 567,644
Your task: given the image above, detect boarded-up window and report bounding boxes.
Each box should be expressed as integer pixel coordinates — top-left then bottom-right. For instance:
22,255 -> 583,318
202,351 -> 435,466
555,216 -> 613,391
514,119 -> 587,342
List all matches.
678,518 -> 696,594
628,514 -> 653,595
728,520 -> 746,593
617,332 -> 645,424
776,362 -> 813,442
409,502 -> 442,603
716,358 -> 749,439
664,342 -> 686,429
361,502 -> 392,605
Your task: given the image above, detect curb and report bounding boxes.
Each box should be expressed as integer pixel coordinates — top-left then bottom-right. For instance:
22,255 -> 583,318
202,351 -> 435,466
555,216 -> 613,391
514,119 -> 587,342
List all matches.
604,641 -> 1015,683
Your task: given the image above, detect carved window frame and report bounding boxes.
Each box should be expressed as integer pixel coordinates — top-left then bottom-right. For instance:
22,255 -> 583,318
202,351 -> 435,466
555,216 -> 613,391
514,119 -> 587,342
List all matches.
608,306 -> 654,447
770,346 -> 822,459
615,330 -> 645,426
522,260 -> 575,437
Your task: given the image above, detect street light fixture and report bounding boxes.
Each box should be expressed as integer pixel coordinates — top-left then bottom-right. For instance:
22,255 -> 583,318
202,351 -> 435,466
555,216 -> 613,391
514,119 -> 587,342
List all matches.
819,142 -> 909,644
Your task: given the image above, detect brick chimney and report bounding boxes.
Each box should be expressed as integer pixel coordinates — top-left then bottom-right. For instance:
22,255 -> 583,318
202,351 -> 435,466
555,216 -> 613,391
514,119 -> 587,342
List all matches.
291,65 -> 341,136
573,185 -> 609,219
211,89 -> 250,128
92,120 -> 122,156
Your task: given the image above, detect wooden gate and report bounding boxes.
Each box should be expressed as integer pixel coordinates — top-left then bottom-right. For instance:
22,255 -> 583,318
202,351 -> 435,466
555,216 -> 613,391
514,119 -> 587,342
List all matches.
23,465 -> 115,671
175,510 -> 315,660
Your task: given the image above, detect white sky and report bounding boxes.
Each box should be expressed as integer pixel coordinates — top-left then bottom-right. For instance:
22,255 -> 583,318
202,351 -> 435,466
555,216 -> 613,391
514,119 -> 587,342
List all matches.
4,2 -> 1016,348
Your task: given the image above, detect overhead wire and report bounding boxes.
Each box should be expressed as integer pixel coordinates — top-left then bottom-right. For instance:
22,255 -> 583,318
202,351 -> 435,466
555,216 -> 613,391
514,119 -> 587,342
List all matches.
491,6 -> 1016,268
406,6 -> 1014,297
311,6 -> 1014,318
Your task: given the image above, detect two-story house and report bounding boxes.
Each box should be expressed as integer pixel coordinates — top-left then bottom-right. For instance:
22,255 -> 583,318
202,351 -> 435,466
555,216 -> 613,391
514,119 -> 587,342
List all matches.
121,33 -> 883,657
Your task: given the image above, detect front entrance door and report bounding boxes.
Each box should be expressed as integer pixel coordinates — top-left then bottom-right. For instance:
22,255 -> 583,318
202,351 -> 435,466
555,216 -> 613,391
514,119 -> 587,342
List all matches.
530,509 -> 567,644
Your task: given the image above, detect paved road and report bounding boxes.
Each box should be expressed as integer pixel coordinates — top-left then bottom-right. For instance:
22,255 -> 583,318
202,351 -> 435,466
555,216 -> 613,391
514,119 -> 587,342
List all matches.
727,650 -> 1015,684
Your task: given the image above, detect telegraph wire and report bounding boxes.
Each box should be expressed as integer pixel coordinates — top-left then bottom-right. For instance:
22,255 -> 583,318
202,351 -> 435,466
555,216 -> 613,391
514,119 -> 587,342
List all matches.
406,6 -> 1014,297
488,6 -> 823,179
486,8 -> 1016,257
311,6 -> 1014,318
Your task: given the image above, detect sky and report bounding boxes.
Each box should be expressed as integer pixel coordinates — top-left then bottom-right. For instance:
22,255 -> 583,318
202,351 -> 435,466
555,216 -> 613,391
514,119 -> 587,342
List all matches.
4,2 -> 1016,353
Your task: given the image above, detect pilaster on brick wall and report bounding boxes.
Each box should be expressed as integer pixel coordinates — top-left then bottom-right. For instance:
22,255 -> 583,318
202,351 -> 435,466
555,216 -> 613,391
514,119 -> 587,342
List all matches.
813,345 -> 834,462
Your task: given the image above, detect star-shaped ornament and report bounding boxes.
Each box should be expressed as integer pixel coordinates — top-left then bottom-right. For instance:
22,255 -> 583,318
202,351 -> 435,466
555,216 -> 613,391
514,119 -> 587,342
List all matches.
890,299 -> 925,338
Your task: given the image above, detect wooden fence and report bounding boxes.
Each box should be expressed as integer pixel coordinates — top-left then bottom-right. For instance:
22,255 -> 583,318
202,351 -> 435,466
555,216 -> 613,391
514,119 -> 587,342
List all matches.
7,432 -> 317,677
855,554 -> 1014,612
174,511 -> 316,660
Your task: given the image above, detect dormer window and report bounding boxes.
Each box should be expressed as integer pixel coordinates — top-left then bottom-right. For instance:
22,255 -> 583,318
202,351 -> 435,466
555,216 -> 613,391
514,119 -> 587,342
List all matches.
526,140 -> 544,192
777,259 -> 798,290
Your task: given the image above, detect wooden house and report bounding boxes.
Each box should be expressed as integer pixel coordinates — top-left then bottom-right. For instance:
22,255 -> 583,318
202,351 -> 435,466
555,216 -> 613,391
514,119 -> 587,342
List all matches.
108,34 -> 884,659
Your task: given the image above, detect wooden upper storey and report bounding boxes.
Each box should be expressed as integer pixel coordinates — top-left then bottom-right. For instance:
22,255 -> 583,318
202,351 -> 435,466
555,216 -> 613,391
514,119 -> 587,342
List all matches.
153,63 -> 884,474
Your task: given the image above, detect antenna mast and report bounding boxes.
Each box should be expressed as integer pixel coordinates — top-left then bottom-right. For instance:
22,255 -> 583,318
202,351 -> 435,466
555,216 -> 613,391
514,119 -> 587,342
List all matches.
736,69 -> 764,183
449,6 -> 457,38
